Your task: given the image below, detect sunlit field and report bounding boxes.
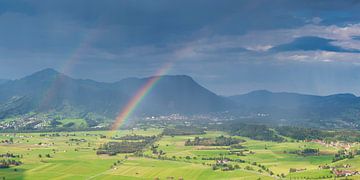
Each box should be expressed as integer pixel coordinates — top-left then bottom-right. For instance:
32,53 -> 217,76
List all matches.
1,129 -> 359,180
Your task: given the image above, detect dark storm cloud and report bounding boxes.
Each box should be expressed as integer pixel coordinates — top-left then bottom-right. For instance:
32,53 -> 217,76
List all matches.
0,0 -> 360,95
271,36 -> 360,53
0,0 -> 35,15
195,47 -> 250,54
2,0 -> 360,49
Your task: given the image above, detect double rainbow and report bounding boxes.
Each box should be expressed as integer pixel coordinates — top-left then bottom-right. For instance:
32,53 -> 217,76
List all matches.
38,28 -> 194,135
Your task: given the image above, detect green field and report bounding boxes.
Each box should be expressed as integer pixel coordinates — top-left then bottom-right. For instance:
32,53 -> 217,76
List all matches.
1,129 -> 360,180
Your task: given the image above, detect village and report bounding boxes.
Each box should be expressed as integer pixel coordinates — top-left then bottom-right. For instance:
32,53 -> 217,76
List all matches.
309,139 -> 358,151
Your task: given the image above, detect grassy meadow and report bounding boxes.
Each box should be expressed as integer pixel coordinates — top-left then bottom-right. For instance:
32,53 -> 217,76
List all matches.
1,129 -> 360,180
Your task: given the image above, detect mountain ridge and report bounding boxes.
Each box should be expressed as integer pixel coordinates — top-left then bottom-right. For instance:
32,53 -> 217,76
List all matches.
0,68 -> 359,129
0,68 -> 233,118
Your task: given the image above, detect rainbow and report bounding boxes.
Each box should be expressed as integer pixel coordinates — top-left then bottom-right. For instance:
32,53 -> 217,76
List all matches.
109,62 -> 173,132
107,45 -> 196,135
37,28 -> 194,135
39,30 -> 99,109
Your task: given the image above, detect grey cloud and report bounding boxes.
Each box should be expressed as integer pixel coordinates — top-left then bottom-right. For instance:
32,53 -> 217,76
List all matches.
271,36 -> 360,53
0,1 -> 360,95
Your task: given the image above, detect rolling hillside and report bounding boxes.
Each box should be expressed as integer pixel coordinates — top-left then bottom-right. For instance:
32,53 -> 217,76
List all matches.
0,69 -> 359,129
0,69 -> 233,119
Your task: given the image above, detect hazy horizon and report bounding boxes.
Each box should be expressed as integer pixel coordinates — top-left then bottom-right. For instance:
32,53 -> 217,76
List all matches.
1,67 -> 359,97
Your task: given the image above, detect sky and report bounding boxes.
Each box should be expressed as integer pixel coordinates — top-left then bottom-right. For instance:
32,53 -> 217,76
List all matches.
1,0 -> 360,96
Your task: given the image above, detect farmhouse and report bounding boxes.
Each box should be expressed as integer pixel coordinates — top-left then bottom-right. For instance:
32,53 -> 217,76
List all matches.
332,169 -> 359,177
216,159 -> 229,164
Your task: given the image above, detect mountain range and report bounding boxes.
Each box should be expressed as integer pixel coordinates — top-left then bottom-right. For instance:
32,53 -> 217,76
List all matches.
230,90 -> 360,128
0,69 -> 359,128
0,69 -> 233,118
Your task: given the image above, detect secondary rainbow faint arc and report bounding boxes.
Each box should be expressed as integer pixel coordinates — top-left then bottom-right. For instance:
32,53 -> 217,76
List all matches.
39,30 -> 99,109
110,62 -> 173,132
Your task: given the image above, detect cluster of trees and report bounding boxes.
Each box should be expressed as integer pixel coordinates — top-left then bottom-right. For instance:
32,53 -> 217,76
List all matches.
288,148 -> 320,156
0,159 -> 22,168
97,135 -> 158,155
301,148 -> 320,155
163,126 -> 205,136
185,136 -> 245,146
212,163 -> 240,171
243,161 -> 274,176
221,122 -> 284,142
97,141 -> 150,155
330,131 -> 360,142
41,133 -> 77,137
276,126 -> 331,140
83,112 -> 108,128
201,157 -> 246,163
110,160 -> 123,169
332,150 -> 355,162
276,126 -> 360,142
49,120 -> 62,127
68,138 -> 87,142
39,133 -> 61,137
112,134 -> 156,141
150,144 -> 166,156
212,122 -> 360,143
210,158 -> 274,176
38,154 -> 52,158
0,153 -> 20,158
1,138 -> 14,144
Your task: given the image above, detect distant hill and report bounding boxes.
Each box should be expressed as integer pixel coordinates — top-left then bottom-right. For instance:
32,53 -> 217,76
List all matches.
229,90 -> 360,128
230,90 -> 359,110
0,68 -> 233,119
0,68 -> 360,129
